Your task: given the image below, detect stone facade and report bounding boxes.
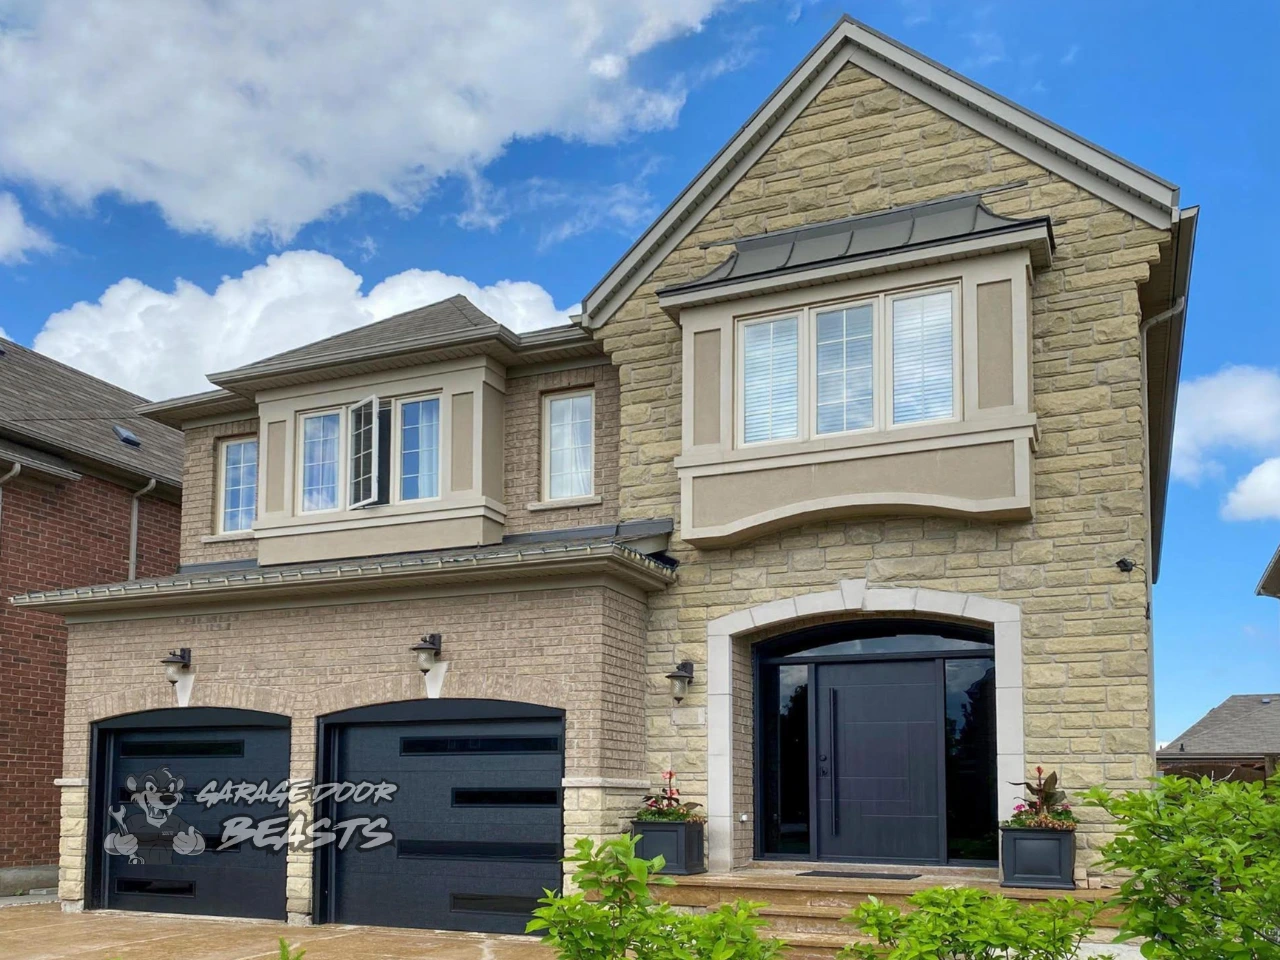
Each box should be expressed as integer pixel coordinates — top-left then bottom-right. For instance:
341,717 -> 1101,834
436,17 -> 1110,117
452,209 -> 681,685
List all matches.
593,62 -> 1166,875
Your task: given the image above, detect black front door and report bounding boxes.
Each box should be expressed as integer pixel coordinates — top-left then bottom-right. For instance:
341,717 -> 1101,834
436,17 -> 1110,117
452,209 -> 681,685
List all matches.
814,660 -> 944,862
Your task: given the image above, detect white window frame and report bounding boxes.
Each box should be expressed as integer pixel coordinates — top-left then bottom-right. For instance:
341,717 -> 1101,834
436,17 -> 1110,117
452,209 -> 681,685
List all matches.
297,408 -> 344,515
347,394 -> 380,509
542,388 -> 596,501
732,283 -> 962,449
734,313 -> 805,449
392,392 -> 443,504
885,285 -> 962,432
216,436 -> 258,534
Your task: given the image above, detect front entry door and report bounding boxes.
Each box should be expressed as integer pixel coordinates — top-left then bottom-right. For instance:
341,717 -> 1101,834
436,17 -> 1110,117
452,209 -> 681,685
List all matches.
815,660 -> 943,862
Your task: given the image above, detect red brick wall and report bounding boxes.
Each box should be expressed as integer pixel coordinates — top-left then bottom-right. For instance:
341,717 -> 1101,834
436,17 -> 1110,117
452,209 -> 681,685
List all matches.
0,472 -> 180,867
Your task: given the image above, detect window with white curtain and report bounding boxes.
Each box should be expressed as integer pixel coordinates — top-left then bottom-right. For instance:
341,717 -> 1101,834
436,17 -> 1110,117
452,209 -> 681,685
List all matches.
892,291 -> 955,424
545,391 -> 594,500
399,397 -> 440,501
741,316 -> 800,444
300,412 -> 341,512
815,304 -> 874,435
219,438 -> 257,533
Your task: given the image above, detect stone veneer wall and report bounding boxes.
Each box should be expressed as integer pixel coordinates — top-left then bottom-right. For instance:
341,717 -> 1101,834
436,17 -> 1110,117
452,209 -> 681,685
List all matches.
179,417 -> 260,567
56,581 -> 649,918
503,361 -> 622,534
593,62 -> 1167,876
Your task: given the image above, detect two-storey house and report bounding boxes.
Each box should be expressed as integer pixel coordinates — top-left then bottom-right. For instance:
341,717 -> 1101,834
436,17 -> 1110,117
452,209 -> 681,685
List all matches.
15,15 -> 1195,939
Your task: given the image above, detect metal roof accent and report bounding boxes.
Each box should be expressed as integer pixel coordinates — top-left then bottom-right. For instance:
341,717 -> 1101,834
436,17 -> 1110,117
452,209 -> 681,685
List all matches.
658,194 -> 1052,301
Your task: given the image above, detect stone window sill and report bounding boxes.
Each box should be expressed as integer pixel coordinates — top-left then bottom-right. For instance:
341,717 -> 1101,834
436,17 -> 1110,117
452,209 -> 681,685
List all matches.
526,495 -> 603,512
201,531 -> 256,543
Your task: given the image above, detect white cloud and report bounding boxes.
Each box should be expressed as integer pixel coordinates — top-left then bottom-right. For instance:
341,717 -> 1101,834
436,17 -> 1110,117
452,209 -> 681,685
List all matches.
31,251 -> 576,400
0,0 -> 727,244
0,192 -> 54,264
1223,458 -> 1280,521
1172,366 -> 1280,482
1060,44 -> 1080,66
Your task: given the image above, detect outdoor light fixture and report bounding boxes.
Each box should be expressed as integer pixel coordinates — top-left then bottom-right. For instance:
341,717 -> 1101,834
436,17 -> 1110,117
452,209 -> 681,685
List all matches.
160,648 -> 192,685
1115,558 -> 1137,574
412,634 -> 443,673
666,660 -> 695,704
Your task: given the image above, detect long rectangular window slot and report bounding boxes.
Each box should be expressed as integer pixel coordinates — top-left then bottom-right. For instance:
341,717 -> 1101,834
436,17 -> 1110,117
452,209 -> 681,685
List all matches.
452,788 -> 559,807
400,736 -> 559,756
451,894 -> 543,916
118,740 -> 245,758
114,878 -> 196,897
396,840 -> 561,861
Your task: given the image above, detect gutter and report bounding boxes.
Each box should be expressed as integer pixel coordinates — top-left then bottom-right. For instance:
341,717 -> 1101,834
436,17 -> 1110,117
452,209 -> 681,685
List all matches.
128,478 -> 157,580
0,463 -> 20,559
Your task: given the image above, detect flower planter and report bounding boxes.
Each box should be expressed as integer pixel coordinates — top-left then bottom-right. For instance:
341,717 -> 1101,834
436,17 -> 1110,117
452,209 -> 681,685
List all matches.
1000,826 -> 1076,890
630,820 -> 705,875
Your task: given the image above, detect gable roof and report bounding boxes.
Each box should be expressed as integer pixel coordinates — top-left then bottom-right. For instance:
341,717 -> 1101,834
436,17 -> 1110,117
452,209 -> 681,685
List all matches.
1157,695 -> 1280,759
1258,545 -> 1280,598
0,337 -> 183,492
582,14 -> 1181,331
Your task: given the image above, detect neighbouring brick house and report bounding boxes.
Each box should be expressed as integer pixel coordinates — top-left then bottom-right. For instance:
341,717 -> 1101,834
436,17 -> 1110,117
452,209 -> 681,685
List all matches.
14,16 -> 1196,941
0,338 -> 181,892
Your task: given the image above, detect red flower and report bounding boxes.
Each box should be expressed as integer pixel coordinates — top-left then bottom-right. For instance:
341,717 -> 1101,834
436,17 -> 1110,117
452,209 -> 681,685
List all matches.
663,770 -> 676,781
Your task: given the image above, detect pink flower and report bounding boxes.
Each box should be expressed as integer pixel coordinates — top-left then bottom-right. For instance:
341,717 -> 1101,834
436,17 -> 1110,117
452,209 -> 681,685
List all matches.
1015,804 -> 1027,812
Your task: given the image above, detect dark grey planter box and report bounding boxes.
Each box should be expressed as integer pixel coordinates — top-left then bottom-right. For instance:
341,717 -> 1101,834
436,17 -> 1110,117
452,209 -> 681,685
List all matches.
1000,827 -> 1076,889
631,820 -> 706,875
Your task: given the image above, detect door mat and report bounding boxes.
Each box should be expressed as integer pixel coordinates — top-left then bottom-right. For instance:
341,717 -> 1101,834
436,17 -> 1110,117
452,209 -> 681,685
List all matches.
798,870 -> 921,880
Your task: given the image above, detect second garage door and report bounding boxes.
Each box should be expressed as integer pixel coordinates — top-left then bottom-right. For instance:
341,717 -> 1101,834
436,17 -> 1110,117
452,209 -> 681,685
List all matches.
319,700 -> 565,934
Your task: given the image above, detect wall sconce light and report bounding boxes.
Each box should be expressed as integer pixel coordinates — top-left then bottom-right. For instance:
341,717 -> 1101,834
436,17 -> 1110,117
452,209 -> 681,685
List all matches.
666,660 -> 695,704
160,648 -> 192,685
412,634 -> 443,674
1115,558 -> 1137,574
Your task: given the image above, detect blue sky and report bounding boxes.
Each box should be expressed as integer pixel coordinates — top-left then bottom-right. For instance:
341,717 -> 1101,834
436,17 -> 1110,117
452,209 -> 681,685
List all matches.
0,1 -> 1275,741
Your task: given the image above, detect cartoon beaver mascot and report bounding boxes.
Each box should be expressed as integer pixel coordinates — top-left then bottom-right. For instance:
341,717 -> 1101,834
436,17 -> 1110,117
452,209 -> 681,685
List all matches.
104,766 -> 206,865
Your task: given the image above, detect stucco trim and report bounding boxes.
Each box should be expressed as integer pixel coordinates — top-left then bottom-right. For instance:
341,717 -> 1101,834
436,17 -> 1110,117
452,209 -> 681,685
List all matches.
703,578 -> 1024,872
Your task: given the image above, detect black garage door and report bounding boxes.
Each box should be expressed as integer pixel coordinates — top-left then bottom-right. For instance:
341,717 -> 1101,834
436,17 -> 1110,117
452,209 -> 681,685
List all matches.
91,708 -> 289,920
317,700 -> 565,934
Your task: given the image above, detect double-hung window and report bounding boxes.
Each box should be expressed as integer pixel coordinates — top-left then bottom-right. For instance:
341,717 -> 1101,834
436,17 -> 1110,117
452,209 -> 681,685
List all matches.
736,285 -> 957,446
399,397 -> 441,502
544,391 -> 594,500
218,438 -> 257,533
300,412 -> 341,512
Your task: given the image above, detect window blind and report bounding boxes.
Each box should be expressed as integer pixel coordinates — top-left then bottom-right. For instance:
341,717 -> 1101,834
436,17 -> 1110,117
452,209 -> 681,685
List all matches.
892,292 -> 954,424
743,317 -> 799,444
815,304 -> 874,435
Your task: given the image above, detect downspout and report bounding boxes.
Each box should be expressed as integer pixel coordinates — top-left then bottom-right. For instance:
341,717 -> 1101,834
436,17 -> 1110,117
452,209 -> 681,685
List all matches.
0,463 -> 21,559
128,478 -> 157,581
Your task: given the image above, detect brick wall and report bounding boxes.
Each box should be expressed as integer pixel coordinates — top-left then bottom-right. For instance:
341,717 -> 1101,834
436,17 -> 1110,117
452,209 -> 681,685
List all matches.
504,362 -> 621,533
179,417 -> 259,567
0,472 -> 179,868
593,62 -> 1167,873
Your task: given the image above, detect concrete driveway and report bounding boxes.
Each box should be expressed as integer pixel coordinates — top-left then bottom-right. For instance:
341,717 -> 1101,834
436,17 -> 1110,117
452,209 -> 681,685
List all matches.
0,903 -> 552,960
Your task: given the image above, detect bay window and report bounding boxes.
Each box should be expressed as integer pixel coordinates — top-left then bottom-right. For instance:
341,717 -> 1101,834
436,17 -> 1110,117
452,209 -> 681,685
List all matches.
892,291 -> 955,425
300,412 -> 341,512
740,316 -> 800,444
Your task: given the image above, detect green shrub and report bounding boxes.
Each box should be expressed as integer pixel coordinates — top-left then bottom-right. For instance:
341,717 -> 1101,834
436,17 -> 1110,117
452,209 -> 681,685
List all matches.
839,886 -> 1111,960
277,938 -> 305,960
1086,776 -> 1280,959
527,834 -> 783,960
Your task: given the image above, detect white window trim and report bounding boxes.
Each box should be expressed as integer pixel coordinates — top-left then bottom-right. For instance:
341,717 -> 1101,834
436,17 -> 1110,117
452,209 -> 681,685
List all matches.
296,408 -> 345,515
734,313 -> 805,449
347,394 -> 380,509
541,388 -> 596,502
392,392 -> 443,505
885,285 -> 962,432
733,283 -> 962,449
216,436 -> 258,535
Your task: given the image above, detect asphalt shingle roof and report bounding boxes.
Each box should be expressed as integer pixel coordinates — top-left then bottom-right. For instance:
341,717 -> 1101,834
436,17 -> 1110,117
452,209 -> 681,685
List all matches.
0,337 -> 183,486
659,193 -> 1052,296
1157,694 -> 1280,758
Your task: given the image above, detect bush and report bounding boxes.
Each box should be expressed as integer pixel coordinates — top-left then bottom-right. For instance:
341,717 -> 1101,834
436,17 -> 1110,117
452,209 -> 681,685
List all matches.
839,886 -> 1111,960
1086,776 -> 1280,959
527,835 -> 783,960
